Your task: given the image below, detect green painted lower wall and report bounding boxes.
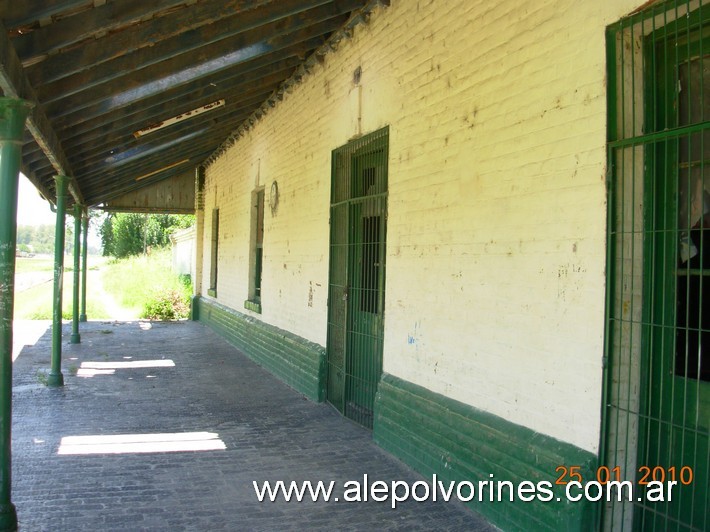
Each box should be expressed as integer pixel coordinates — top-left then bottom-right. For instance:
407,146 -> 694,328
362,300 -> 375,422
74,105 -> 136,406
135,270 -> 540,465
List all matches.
374,373 -> 597,531
194,297 -> 326,402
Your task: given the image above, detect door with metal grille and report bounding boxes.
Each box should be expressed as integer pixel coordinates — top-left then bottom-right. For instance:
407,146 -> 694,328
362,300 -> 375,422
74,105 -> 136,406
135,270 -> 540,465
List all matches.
606,4 -> 709,530
327,127 -> 388,428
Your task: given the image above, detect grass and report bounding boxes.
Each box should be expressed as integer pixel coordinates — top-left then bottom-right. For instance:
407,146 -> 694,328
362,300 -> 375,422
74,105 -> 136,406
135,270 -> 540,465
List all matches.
13,248 -> 189,321
102,247 -> 191,319
16,256 -> 65,274
14,267 -> 109,320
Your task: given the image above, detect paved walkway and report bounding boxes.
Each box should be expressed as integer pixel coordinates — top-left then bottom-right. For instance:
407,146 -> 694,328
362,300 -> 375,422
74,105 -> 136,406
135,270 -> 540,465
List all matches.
11,320 -> 493,531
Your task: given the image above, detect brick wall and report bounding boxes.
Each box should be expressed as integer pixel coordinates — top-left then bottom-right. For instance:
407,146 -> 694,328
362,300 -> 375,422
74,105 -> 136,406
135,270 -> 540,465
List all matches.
201,0 -> 643,453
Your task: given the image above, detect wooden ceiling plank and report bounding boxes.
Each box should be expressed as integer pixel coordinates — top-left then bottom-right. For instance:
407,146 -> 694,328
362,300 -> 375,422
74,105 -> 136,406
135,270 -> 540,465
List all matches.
22,141 -> 44,161
77,121 -> 245,182
69,109 -> 258,173
0,19 -> 83,204
87,162 -> 208,206
81,143 -> 218,202
1,0 -> 91,29
50,37 -> 319,127
62,73 -> 287,153
82,121 -> 240,181
38,2 -> 359,106
60,63 -> 294,143
46,36 -> 314,120
23,148 -> 50,167
12,0 -> 194,64
66,93 -> 271,165
54,52 -> 303,133
27,0 -> 297,85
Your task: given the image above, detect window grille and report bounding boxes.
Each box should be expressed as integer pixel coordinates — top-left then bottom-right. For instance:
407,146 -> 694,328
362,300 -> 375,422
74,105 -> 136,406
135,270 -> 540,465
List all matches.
245,189 -> 265,313
209,208 -> 219,296
254,190 -> 264,303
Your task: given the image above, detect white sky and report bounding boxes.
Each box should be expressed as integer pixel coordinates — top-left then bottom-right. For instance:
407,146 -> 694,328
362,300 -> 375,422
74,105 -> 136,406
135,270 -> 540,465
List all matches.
17,173 -> 103,251
17,173 -> 56,226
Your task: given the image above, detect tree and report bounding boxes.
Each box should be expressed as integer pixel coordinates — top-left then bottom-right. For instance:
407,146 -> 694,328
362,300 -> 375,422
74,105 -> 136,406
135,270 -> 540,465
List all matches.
100,213 -> 194,258
99,214 -> 114,257
16,224 -> 68,255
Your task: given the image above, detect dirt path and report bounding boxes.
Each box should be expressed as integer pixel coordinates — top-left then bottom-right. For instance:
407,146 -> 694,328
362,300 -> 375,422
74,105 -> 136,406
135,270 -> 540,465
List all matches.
14,271 -> 53,293
91,268 -> 138,320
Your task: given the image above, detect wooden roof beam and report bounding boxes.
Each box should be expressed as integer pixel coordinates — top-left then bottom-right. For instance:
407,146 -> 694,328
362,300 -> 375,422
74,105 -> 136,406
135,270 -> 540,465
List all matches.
62,71 -> 286,149
0,19 -> 83,204
53,48 -> 306,131
11,0 -> 192,65
65,93 -> 270,163
1,0 -> 92,30
38,1 -> 360,107
26,0 -> 281,86
79,122 -> 242,186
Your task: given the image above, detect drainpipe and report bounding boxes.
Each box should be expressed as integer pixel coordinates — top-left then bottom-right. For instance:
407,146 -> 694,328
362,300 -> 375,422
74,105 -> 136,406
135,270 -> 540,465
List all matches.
0,97 -> 33,532
80,211 -> 88,323
48,175 -> 68,387
70,204 -> 81,344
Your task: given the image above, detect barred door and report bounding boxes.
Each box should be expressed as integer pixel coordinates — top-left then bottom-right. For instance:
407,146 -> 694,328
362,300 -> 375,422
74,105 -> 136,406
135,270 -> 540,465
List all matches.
606,3 -> 709,530
326,127 -> 388,428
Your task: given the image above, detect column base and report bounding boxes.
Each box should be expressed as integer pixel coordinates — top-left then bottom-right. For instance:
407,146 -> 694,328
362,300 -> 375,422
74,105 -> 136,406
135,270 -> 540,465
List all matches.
79,314 -> 87,323
70,333 -> 80,344
47,372 -> 64,387
0,502 -> 17,531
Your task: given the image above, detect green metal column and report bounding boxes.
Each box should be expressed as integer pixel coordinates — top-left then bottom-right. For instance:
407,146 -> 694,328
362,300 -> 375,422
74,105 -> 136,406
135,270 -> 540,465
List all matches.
79,211 -> 88,322
70,204 -> 81,344
0,97 -> 33,532
48,175 -> 68,387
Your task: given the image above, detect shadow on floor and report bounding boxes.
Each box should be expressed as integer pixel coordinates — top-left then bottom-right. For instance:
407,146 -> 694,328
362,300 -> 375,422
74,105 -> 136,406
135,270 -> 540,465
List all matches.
11,320 -> 493,531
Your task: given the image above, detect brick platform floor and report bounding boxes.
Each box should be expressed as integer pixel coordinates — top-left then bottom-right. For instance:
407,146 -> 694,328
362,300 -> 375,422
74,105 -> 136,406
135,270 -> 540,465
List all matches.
10,320 -> 493,531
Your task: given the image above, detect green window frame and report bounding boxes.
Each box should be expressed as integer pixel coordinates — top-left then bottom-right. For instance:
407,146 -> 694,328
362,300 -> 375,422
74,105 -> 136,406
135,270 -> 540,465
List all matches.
208,208 -> 219,297
245,189 -> 264,313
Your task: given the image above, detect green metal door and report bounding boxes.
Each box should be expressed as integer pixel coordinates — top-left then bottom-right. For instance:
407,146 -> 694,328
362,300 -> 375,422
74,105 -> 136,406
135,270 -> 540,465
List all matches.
642,26 -> 709,531
605,7 -> 710,530
326,127 -> 388,428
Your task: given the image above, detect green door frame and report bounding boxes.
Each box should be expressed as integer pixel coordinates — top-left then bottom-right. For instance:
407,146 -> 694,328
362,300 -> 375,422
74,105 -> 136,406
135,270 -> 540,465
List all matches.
326,127 -> 389,428
603,6 -> 710,529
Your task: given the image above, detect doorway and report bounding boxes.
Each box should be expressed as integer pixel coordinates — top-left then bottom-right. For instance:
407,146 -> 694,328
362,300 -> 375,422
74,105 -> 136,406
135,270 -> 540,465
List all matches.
605,6 -> 709,529
326,127 -> 388,428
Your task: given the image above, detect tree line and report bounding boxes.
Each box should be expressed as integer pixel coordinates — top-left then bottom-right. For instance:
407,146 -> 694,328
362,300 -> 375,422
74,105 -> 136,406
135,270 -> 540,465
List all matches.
17,224 -> 75,255
16,213 -> 194,258
100,213 -> 194,258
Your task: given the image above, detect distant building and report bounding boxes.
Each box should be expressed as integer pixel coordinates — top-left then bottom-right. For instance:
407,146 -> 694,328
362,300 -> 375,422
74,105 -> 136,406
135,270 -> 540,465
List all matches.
170,226 -> 195,285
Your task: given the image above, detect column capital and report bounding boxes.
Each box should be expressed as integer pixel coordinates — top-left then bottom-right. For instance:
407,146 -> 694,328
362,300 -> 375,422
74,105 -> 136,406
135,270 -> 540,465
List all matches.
53,174 -> 70,187
0,98 -> 33,142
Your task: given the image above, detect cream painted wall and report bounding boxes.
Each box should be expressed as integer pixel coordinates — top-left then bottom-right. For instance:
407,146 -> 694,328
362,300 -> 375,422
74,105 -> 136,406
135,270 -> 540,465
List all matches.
201,0 -> 646,452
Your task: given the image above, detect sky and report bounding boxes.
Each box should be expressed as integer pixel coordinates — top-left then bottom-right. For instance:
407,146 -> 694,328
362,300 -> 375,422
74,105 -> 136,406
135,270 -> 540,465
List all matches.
18,173 -> 103,251
17,173 -> 56,226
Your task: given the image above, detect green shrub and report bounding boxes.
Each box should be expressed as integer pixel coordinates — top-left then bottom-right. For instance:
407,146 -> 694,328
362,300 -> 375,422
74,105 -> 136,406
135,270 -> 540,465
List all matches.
141,289 -> 190,320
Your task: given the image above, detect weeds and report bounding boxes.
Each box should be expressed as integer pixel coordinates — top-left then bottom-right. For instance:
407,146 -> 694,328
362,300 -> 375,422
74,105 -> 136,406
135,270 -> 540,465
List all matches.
142,289 -> 190,320
35,370 -> 48,386
103,247 -> 192,320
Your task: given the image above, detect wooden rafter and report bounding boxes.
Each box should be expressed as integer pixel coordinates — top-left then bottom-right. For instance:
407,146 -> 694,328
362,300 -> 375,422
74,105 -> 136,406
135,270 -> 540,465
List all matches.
0,18 -> 83,204
1,0 -> 381,207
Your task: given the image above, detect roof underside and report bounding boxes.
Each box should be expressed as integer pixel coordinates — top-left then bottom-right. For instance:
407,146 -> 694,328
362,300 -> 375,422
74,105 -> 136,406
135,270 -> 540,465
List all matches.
0,0 -> 373,209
